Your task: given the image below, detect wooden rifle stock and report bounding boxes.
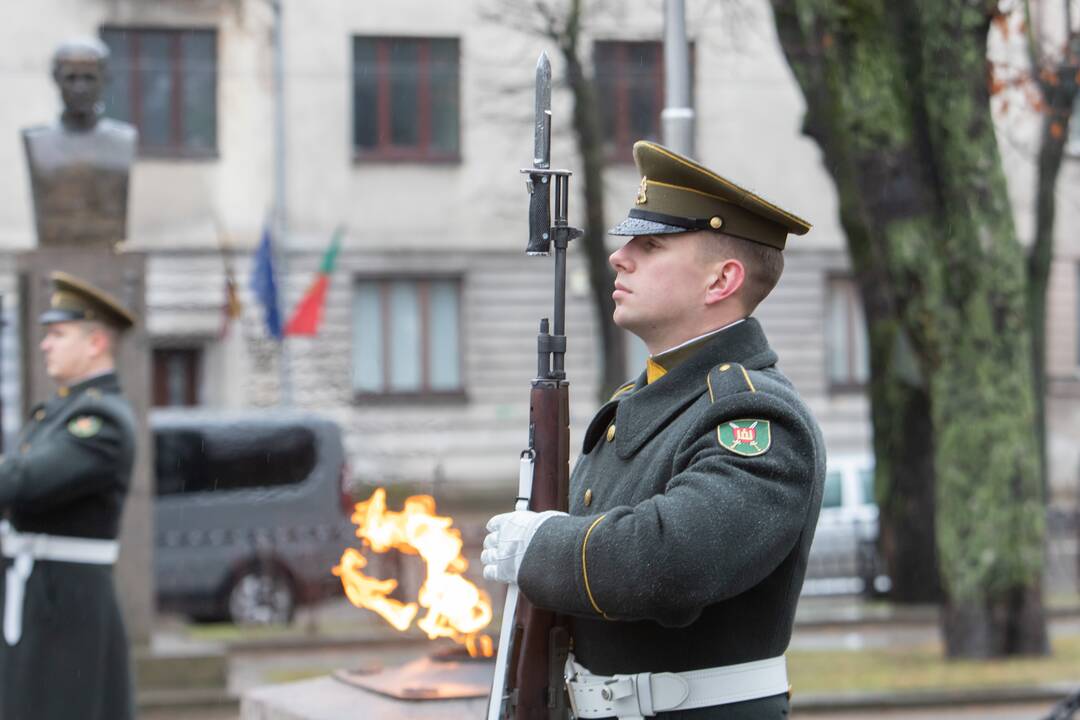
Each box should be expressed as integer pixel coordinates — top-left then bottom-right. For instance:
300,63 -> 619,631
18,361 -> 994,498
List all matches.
505,382 -> 570,719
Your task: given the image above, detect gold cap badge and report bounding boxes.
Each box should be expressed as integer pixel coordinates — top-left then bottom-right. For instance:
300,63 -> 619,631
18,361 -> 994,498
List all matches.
636,176 -> 648,205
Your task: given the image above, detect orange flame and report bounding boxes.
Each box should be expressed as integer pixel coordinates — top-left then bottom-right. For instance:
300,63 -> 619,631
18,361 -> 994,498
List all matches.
332,488 -> 493,657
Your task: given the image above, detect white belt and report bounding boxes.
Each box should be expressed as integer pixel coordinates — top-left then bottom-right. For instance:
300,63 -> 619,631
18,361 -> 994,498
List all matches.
0,521 -> 119,646
565,653 -> 789,719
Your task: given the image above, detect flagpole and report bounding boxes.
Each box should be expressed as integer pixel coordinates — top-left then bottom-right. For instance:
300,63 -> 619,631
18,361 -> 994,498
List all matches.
271,0 -> 293,406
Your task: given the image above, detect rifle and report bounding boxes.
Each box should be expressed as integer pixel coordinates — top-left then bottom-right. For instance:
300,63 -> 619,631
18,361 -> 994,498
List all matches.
487,51 -> 581,720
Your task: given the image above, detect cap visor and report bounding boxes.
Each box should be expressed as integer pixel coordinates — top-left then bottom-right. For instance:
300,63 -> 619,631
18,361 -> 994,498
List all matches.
608,216 -> 688,236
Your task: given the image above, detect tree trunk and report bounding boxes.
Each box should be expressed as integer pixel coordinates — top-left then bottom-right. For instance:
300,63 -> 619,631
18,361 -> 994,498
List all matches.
868,336 -> 942,603
772,0 -> 1047,657
1027,41 -> 1079,493
773,0 -> 944,605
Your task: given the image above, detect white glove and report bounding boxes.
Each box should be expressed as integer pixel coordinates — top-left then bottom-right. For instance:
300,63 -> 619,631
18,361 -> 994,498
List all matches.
481,510 -> 566,585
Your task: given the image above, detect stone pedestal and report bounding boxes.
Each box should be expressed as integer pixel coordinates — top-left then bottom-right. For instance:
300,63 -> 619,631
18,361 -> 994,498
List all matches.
242,656 -> 494,720
242,676 -> 489,720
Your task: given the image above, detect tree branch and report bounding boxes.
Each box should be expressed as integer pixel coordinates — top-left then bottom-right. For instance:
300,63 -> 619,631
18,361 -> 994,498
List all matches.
1022,0 -> 1046,91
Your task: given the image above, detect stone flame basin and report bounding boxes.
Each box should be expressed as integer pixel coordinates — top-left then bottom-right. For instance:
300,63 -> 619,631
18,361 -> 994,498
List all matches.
241,648 -> 495,719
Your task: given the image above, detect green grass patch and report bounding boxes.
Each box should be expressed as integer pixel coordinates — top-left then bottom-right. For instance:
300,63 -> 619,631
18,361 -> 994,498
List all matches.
263,667 -> 333,684
789,635 -> 1080,693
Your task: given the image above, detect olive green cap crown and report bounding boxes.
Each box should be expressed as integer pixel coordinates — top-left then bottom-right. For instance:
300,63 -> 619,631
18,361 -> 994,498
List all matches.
609,141 -> 811,250
39,271 -> 137,330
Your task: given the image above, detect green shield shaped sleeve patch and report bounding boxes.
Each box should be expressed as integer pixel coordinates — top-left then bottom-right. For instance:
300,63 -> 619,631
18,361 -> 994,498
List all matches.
68,415 -> 103,438
717,419 -> 771,456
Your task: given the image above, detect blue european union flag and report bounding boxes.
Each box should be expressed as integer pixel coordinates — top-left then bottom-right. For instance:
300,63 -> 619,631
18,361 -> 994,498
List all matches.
251,225 -> 283,340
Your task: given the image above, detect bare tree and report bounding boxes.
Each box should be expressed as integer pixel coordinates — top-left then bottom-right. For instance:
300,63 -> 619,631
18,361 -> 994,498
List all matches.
482,0 -> 627,400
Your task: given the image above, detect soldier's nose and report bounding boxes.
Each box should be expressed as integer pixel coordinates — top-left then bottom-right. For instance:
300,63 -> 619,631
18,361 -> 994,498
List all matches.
609,245 -> 633,273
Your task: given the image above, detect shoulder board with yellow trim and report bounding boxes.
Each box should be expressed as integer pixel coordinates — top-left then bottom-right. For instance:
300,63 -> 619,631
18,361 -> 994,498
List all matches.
609,382 -> 636,401
706,362 -> 757,402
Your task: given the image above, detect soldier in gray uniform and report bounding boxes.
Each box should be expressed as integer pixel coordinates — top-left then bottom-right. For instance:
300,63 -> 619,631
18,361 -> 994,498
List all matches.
0,272 -> 137,720
483,141 -> 827,719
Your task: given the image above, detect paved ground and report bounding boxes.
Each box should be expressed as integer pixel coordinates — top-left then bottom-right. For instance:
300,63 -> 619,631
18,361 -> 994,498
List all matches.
803,703 -> 1065,719
141,696 -> 1068,719
143,595 -> 1080,720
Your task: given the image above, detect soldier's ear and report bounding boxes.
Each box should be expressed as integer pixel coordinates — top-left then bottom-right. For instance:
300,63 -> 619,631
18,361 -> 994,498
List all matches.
704,258 -> 744,307
85,324 -> 115,356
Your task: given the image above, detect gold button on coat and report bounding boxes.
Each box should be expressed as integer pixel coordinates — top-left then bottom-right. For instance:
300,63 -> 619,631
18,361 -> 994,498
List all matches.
34,410 -> 46,421
584,489 -> 593,507
606,424 -> 616,442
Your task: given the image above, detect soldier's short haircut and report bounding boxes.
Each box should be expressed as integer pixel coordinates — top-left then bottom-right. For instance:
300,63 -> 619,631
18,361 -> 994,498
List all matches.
697,231 -> 784,312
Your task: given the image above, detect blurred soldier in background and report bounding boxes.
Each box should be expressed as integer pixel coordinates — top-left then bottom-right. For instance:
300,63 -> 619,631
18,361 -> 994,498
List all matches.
0,271 -> 137,720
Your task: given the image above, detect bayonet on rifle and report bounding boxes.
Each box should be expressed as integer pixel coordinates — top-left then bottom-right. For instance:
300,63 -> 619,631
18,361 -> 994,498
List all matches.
527,52 -> 553,256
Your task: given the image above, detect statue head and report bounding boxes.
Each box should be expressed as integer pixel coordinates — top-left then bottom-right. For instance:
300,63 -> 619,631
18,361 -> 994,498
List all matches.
52,37 -> 110,126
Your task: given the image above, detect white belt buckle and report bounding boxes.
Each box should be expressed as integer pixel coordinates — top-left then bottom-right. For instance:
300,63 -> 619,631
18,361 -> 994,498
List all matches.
604,675 -> 644,719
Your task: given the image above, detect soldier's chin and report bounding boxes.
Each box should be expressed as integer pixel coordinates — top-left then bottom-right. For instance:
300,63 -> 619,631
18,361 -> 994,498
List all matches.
612,310 -> 643,336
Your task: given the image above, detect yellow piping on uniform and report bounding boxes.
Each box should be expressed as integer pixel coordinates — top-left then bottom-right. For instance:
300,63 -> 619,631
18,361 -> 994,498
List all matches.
740,366 -> 756,393
582,515 -> 611,619
645,178 -> 729,202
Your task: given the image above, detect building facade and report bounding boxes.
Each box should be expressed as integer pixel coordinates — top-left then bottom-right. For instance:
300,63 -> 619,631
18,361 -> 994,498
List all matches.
0,0 -> 1077,508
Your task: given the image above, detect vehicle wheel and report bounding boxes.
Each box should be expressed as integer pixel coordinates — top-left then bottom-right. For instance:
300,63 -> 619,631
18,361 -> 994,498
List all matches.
226,564 -> 296,625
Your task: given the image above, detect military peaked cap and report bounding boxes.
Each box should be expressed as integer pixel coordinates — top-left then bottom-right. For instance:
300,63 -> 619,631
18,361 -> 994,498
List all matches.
39,271 -> 136,330
609,141 -> 811,250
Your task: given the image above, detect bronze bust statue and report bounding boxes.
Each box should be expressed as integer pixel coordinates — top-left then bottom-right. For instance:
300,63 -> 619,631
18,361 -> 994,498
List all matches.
22,37 -> 137,249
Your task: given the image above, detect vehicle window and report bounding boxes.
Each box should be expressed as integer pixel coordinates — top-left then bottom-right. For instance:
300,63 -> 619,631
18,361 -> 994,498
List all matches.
858,467 -> 875,507
154,430 -> 206,496
154,425 -> 318,495
822,470 -> 843,509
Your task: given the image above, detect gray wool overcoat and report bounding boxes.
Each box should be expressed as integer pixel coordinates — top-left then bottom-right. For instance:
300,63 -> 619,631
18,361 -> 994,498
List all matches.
519,318 -> 827,719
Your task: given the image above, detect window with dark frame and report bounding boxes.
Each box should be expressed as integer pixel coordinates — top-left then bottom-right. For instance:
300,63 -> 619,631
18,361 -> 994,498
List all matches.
352,37 -> 460,161
152,347 -> 203,407
824,276 -> 870,390
594,40 -> 694,163
351,277 -> 463,397
101,27 -> 217,156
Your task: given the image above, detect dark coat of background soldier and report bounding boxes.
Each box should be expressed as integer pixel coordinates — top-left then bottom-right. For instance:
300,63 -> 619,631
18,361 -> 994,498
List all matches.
483,141 -> 827,719
0,271 -> 137,720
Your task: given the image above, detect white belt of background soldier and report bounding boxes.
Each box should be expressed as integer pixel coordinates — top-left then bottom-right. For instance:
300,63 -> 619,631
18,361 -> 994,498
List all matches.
565,652 -> 789,719
0,520 -> 119,646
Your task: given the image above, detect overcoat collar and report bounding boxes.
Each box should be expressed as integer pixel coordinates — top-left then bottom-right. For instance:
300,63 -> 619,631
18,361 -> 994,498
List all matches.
59,371 -> 121,400
614,317 -> 776,459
